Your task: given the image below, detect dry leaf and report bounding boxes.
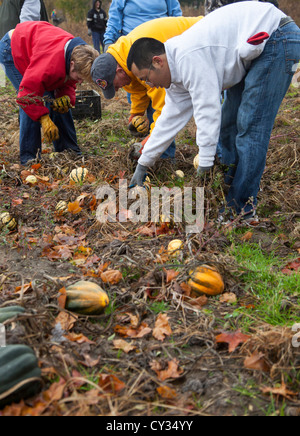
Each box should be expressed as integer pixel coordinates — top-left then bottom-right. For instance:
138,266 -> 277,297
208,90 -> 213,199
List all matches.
157,385 -> 177,400
114,322 -> 152,339
101,269 -> 122,285
261,379 -> 298,400
58,287 -> 67,309
219,292 -> 237,304
98,374 -> 125,393
68,200 -> 82,215
15,282 -> 32,295
150,358 -> 183,382
55,311 -> 78,332
244,351 -> 270,373
164,268 -> 180,284
153,313 -> 172,341
216,330 -> 251,353
241,231 -> 253,242
113,339 -> 137,354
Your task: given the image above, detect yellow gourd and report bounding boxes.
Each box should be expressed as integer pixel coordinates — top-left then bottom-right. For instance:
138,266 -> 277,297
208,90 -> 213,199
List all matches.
65,281 -> 109,315
188,265 -> 225,296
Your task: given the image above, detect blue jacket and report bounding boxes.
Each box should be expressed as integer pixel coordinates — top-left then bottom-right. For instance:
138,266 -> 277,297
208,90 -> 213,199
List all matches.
104,0 -> 182,45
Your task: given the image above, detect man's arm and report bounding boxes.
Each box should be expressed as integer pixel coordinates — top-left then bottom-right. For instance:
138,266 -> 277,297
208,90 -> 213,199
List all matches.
19,0 -> 41,22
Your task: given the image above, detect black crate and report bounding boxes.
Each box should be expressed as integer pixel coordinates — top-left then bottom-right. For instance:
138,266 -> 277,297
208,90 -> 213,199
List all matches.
72,90 -> 101,120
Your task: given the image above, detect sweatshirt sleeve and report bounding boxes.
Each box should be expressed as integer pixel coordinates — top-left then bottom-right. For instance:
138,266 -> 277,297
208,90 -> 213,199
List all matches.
166,0 -> 182,17
104,0 -> 125,45
177,48 -> 224,168
138,86 -> 194,167
19,0 -> 41,22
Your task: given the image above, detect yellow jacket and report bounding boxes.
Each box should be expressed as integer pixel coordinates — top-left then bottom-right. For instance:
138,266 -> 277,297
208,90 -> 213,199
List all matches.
107,16 -> 202,133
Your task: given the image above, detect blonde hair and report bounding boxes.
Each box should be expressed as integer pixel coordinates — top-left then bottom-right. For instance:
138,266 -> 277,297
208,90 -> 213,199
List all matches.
71,45 -> 99,82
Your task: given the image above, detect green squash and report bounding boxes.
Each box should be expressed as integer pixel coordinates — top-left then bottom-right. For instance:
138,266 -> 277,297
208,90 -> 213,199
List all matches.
0,306 -> 25,323
0,345 -> 42,408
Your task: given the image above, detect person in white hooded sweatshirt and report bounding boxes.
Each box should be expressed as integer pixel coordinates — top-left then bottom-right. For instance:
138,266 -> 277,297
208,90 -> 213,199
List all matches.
127,1 -> 300,222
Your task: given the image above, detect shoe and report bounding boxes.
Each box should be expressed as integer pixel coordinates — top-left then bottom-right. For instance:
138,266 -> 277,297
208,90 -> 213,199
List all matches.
217,211 -> 259,227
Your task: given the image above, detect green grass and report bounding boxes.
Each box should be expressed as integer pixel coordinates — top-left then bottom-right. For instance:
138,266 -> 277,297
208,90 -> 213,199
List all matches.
227,239 -> 300,329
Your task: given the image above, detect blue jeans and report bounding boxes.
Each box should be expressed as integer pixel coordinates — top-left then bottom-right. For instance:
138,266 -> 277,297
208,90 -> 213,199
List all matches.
92,31 -> 105,53
147,104 -> 176,160
219,22 -> 300,216
0,33 -> 80,165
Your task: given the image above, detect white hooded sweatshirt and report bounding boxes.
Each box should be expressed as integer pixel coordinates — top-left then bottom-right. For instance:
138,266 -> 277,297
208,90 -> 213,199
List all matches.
138,1 -> 286,169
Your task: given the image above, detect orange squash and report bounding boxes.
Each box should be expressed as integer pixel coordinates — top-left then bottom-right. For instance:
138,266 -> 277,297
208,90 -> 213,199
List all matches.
188,265 -> 225,296
65,281 -> 109,315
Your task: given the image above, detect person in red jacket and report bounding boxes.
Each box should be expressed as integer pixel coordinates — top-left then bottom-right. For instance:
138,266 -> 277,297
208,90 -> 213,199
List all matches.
0,21 -> 99,165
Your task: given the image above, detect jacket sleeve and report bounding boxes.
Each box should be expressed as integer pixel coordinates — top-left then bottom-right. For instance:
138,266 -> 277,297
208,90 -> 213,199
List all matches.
87,9 -> 94,29
124,78 -> 151,117
166,0 -> 182,17
103,0 -> 125,45
55,82 -> 77,106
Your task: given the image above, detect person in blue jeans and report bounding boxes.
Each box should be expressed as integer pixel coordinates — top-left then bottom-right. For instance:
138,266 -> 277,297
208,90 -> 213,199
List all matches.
127,3 -> 300,222
104,0 -> 182,160
87,0 -> 107,53
0,23 -> 98,166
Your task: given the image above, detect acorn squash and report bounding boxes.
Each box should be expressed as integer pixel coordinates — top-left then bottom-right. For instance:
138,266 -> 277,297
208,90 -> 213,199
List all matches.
0,345 -> 42,408
0,306 -> 25,323
65,281 -> 109,315
188,264 -> 225,296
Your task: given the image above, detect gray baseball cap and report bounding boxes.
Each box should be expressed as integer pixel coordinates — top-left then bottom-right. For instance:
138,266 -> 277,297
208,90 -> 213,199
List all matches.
91,53 -> 118,100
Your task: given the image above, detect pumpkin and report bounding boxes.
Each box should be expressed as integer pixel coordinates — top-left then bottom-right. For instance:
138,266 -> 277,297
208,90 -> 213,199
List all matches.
55,200 -> 68,214
188,265 -> 225,296
168,239 -> 183,258
25,175 -> 38,185
0,345 -> 42,408
193,154 -> 199,170
0,212 -> 17,231
65,280 -> 109,315
70,168 -> 88,183
0,306 -> 25,323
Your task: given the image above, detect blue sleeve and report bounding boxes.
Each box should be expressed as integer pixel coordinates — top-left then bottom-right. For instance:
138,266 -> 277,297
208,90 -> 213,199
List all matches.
104,0 -> 126,45
166,0 -> 182,17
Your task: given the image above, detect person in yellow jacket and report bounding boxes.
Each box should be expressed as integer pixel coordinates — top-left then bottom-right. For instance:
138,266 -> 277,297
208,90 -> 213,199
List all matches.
91,16 -> 202,160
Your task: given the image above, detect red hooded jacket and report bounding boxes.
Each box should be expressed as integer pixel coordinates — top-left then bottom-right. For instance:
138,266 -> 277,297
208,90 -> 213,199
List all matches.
11,21 -> 80,121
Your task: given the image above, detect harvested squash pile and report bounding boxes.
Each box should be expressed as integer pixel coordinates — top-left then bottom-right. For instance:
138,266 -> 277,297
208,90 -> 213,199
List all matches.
0,83 -> 299,416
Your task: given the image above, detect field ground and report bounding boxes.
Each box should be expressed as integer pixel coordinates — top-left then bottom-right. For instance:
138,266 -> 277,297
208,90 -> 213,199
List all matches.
0,80 -> 299,416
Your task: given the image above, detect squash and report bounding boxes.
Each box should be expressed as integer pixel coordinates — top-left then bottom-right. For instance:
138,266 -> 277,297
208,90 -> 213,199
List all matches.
0,345 -> 42,408
55,200 -> 68,214
175,170 -> 184,179
193,154 -> 199,170
65,280 -> 109,315
25,175 -> 38,185
0,306 -> 25,323
188,264 -> 225,296
69,168 -> 88,183
168,239 -> 183,258
0,212 -> 17,231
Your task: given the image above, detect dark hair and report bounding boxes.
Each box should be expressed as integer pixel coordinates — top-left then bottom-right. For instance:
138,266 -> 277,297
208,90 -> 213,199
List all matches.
127,38 -> 165,71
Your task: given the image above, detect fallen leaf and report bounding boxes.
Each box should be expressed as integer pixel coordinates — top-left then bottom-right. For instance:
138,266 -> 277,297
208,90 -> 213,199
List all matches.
281,258 -> 300,275
216,330 -> 251,353
219,292 -> 237,304
65,332 -> 95,344
157,385 -> 177,400
241,231 -> 253,242
101,269 -> 122,285
113,339 -> 137,354
261,379 -> 298,401
150,358 -> 183,382
244,351 -> 270,372
153,313 -> 172,341
68,200 -> 82,215
98,374 -> 125,394
114,322 -> 152,338
15,282 -> 32,295
164,268 -> 179,284
55,311 -> 78,332
58,287 -> 67,309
